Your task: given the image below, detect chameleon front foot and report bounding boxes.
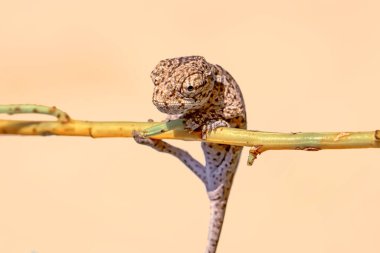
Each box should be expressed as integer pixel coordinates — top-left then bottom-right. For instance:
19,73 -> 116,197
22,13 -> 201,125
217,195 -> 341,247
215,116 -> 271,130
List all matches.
201,120 -> 230,139
132,130 -> 162,148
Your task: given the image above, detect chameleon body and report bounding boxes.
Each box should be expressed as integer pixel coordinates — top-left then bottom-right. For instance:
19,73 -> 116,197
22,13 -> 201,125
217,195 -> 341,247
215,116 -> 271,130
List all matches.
134,56 -> 246,253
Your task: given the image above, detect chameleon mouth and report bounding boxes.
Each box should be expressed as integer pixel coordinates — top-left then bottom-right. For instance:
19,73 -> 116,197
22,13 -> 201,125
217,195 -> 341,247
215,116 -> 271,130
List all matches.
153,100 -> 194,114
153,100 -> 194,107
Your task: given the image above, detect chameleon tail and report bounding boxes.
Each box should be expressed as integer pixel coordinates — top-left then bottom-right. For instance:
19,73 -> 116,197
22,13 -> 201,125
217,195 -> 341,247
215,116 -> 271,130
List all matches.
205,183 -> 231,253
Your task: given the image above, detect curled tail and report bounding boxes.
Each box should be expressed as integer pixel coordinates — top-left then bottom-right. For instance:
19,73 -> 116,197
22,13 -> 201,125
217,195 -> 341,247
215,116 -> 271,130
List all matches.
205,183 -> 231,253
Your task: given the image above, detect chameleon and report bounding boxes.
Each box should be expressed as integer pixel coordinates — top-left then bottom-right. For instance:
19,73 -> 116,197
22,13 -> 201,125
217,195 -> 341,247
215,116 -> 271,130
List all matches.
133,56 -> 246,253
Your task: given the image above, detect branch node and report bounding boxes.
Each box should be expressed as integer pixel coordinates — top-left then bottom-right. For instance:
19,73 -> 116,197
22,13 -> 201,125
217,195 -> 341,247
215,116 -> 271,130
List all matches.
375,130 -> 380,141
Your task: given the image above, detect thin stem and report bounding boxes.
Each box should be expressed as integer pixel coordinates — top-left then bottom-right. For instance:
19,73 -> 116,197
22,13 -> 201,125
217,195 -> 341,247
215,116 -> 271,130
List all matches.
0,104 -> 379,165
0,119 -> 378,146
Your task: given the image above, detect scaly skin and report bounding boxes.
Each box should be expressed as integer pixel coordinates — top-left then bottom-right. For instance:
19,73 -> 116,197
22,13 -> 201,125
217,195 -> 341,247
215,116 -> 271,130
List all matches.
134,56 -> 246,253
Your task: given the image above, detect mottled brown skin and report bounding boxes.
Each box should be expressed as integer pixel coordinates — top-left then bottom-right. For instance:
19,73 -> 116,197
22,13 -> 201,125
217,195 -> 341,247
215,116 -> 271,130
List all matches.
134,56 -> 246,253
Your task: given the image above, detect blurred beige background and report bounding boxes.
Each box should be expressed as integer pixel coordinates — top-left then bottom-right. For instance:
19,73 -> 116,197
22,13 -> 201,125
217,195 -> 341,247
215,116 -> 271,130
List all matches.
1,1 -> 380,252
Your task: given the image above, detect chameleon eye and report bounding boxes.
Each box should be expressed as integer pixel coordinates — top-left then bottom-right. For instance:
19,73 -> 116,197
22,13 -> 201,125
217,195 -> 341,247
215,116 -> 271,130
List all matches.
187,85 -> 194,92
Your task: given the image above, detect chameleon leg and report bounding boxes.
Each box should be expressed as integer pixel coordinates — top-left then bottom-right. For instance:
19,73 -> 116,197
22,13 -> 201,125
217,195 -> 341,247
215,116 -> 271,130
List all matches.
133,131 -> 206,183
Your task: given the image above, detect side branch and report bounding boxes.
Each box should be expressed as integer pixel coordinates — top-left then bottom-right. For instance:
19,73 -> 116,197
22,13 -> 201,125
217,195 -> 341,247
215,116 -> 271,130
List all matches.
0,104 -> 70,122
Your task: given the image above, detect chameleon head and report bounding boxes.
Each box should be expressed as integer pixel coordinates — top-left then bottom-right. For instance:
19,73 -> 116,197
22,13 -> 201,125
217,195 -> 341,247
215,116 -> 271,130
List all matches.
150,56 -> 216,115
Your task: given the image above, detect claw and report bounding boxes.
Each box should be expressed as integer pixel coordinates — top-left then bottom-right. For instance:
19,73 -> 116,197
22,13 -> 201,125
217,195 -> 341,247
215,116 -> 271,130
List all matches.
201,120 -> 230,139
133,130 -> 160,147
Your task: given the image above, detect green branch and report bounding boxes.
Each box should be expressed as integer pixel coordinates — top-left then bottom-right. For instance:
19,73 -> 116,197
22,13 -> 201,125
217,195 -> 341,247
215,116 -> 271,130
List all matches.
0,104 -> 379,165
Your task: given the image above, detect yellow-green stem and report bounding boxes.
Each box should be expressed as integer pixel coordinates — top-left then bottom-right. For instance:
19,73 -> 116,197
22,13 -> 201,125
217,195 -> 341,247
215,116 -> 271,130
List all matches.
0,104 -> 379,166
0,119 -> 378,150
